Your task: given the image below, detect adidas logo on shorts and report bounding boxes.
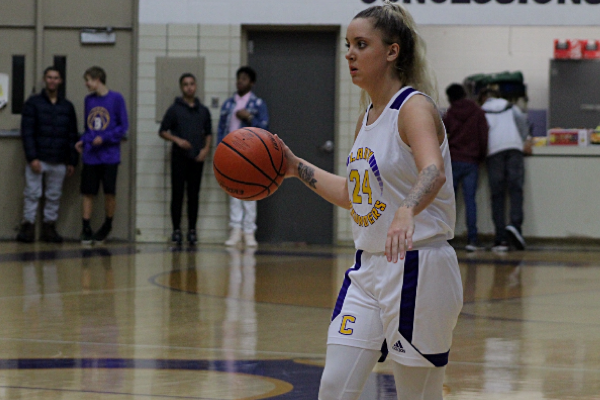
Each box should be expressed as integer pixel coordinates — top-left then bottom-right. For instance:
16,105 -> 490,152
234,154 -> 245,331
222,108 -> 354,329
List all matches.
392,340 -> 405,353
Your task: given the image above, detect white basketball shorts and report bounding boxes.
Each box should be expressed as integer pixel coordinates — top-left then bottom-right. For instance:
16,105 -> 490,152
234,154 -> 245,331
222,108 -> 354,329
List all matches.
328,242 -> 463,368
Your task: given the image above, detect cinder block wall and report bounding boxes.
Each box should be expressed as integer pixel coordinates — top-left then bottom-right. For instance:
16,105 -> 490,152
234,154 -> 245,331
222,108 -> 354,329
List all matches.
136,23 -> 600,244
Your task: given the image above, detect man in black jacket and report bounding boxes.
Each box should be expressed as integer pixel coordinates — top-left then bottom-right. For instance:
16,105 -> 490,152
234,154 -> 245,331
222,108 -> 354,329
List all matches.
17,66 -> 79,243
159,73 -> 212,246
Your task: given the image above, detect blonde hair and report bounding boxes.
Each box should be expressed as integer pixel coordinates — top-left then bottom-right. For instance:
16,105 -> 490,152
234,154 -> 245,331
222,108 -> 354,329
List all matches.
354,1 -> 438,110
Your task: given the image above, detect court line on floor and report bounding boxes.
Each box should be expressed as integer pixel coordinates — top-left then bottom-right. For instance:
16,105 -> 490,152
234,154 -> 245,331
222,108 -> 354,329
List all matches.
0,337 -> 327,359
0,385 -> 217,400
2,244 -> 600,269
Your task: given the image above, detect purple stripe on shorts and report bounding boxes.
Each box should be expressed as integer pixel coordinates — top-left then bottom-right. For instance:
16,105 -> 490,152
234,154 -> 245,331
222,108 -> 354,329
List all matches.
331,250 -> 363,321
398,250 -> 419,343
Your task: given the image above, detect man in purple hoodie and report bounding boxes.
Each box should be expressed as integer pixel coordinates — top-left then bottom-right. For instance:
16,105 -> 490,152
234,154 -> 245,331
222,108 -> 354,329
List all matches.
443,84 -> 489,251
75,66 -> 128,244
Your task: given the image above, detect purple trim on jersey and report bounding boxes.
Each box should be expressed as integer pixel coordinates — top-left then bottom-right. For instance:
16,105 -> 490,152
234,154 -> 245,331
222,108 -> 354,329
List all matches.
398,250 -> 419,343
331,250 -> 363,321
368,154 -> 384,195
390,87 -> 417,110
346,155 -> 350,167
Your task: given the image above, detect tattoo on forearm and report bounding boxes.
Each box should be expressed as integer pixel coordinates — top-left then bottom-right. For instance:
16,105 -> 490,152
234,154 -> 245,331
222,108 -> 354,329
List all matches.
400,164 -> 439,209
298,162 -> 318,189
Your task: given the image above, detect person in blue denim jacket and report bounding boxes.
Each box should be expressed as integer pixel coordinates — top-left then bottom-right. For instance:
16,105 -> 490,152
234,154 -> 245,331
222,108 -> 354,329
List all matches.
217,66 -> 269,247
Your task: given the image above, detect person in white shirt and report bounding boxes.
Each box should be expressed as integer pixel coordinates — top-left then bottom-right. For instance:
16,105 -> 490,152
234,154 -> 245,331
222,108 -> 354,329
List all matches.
217,66 -> 269,247
479,88 -> 529,251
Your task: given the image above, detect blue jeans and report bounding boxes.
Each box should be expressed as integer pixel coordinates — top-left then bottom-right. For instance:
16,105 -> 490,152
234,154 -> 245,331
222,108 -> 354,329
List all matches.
452,161 -> 479,243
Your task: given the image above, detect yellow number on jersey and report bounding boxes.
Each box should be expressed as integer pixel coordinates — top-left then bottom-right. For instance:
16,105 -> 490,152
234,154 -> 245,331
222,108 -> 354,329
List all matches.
350,169 -> 373,205
349,170 -> 362,204
362,169 -> 372,205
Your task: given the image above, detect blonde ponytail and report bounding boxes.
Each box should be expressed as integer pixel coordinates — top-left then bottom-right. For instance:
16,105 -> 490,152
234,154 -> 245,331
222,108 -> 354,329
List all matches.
355,1 -> 438,110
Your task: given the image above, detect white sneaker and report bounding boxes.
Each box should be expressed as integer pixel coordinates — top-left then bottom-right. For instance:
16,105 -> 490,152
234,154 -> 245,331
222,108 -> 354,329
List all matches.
492,242 -> 509,252
244,232 -> 258,247
225,228 -> 242,246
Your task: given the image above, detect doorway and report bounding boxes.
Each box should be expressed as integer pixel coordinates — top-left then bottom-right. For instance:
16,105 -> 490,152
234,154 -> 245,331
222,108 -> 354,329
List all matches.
247,29 -> 338,245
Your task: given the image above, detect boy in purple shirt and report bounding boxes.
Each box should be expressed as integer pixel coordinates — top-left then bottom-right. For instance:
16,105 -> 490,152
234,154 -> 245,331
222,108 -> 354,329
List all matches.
75,66 -> 128,244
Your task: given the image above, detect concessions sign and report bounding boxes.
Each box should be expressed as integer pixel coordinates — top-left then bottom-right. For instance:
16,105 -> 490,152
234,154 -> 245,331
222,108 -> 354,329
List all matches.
140,0 -> 599,26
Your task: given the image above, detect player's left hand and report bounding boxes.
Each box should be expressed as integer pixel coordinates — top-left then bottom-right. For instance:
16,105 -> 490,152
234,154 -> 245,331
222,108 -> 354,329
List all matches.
196,148 -> 209,162
386,207 -> 415,263
274,134 -> 299,179
92,136 -> 103,146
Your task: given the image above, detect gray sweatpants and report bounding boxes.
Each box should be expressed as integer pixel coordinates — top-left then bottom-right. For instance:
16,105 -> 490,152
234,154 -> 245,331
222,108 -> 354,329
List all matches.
22,161 -> 67,223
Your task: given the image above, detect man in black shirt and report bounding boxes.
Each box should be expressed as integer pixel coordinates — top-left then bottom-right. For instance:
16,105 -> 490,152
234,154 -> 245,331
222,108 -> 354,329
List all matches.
17,66 -> 78,243
159,73 -> 212,245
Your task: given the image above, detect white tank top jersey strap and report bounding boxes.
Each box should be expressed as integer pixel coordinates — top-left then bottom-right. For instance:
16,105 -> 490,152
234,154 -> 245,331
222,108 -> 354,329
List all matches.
346,86 -> 456,252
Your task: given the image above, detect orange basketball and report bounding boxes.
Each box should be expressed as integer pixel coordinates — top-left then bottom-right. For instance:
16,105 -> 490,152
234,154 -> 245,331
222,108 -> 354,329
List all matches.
213,127 -> 287,200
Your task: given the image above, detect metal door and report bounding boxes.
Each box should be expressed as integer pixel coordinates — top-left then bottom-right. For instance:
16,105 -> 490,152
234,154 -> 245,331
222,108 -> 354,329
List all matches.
247,30 -> 337,244
550,60 -> 600,129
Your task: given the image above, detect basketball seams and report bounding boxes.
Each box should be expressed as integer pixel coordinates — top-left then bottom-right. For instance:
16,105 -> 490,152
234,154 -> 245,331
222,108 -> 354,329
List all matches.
213,165 -> 271,199
221,141 -> 281,188
242,127 -> 280,177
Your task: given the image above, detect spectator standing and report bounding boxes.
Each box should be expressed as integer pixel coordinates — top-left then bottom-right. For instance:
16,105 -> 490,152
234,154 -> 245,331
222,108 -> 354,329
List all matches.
159,73 -> 212,246
479,88 -> 528,251
75,66 -> 128,244
217,66 -> 269,247
443,83 -> 488,251
17,66 -> 78,243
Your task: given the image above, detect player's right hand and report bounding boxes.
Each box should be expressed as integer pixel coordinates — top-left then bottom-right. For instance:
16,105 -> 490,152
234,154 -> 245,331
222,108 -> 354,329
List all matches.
30,159 -> 42,173
274,134 -> 298,179
177,138 -> 192,150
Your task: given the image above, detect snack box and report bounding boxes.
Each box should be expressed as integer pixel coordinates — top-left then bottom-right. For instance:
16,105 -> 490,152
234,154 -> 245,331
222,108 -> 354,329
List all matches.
554,39 -> 582,59
547,129 -> 589,146
582,39 -> 600,59
590,127 -> 600,145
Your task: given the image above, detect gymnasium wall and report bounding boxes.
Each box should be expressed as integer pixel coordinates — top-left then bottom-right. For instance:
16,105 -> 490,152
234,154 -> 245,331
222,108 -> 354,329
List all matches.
135,22 -> 600,243
136,24 -> 241,242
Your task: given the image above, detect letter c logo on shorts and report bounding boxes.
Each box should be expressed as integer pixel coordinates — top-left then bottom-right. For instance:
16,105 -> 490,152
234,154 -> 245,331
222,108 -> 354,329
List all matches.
339,315 -> 356,335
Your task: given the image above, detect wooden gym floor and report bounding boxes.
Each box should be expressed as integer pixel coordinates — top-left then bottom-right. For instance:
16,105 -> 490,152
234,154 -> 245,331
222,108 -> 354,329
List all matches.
0,241 -> 598,399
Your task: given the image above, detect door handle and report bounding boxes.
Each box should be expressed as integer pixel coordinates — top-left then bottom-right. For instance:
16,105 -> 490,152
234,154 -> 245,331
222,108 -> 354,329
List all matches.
319,140 -> 334,154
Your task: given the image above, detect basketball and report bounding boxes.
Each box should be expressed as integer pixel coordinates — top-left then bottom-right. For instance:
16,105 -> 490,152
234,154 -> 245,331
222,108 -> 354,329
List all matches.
213,127 -> 287,201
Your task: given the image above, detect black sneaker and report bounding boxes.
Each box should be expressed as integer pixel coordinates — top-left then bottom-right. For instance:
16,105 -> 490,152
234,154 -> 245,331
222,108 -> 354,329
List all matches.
81,226 -> 93,245
171,229 -> 182,246
93,222 -> 112,243
506,225 -> 526,250
16,222 -> 35,243
187,229 -> 197,245
40,222 -> 63,243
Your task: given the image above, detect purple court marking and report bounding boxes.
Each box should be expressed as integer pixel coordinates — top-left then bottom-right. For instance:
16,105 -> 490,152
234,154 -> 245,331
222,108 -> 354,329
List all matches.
0,358 -> 360,400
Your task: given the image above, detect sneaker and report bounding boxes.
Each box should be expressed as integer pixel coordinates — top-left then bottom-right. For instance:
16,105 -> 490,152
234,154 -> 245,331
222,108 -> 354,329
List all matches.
81,226 -> 93,245
171,229 -> 182,246
225,228 -> 242,246
187,229 -> 197,245
491,241 -> 509,252
16,222 -> 35,243
40,222 -> 63,243
93,222 -> 112,243
506,225 -> 526,250
244,232 -> 258,247
465,241 -> 485,252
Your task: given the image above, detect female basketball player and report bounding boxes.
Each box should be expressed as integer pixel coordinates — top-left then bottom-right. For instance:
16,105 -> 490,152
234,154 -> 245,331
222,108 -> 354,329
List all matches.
277,2 -> 462,399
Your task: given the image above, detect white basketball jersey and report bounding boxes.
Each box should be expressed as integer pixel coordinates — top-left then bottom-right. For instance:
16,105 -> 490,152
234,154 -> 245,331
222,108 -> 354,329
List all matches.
346,87 -> 455,253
